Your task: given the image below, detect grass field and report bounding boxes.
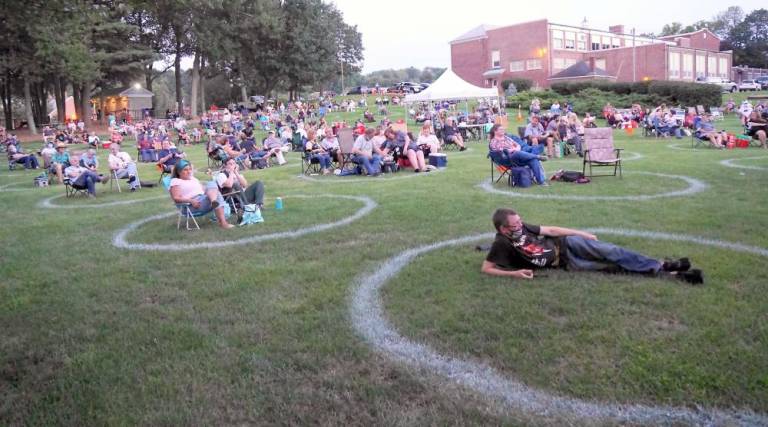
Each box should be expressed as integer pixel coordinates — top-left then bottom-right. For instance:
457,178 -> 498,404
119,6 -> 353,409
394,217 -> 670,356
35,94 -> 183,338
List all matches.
1,97 -> 767,425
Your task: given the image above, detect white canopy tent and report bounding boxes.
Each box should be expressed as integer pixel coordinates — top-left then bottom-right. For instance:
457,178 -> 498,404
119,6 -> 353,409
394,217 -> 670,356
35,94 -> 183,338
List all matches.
404,69 -> 499,103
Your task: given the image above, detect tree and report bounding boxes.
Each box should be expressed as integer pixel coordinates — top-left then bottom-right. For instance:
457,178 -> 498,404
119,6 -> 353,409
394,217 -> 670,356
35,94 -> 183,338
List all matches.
710,6 -> 745,39
727,8 -> 768,68
660,22 -> 685,36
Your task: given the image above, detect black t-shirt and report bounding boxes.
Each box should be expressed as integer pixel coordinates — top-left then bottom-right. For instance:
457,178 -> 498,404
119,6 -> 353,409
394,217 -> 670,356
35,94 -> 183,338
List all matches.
486,223 -> 563,270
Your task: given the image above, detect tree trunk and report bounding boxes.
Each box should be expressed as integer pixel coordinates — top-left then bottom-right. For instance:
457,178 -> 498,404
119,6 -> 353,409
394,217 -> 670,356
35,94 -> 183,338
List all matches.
54,78 -> 65,123
190,49 -> 200,117
81,81 -> 92,127
240,84 -> 248,104
2,72 -> 13,129
145,65 -> 156,111
73,84 -> 82,120
174,32 -> 183,116
23,78 -> 37,134
199,56 -> 206,113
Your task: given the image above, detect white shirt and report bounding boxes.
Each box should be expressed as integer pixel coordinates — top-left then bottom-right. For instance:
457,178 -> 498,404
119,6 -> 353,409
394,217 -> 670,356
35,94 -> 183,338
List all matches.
108,151 -> 133,170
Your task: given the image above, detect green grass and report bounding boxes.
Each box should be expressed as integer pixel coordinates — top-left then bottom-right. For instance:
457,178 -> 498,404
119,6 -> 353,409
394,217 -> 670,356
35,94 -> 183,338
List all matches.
1,98 -> 767,425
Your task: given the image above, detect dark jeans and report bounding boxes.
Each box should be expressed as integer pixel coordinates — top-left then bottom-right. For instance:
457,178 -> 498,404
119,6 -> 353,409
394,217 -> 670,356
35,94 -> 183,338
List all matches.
564,235 -> 661,274
354,154 -> 382,175
243,181 -> 265,206
16,155 -> 39,169
72,171 -> 102,195
496,150 -> 546,184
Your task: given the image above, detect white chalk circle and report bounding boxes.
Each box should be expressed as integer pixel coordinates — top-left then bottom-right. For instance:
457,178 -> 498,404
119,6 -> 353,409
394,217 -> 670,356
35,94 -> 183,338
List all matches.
349,230 -> 768,425
0,180 -> 38,192
113,194 -> 377,251
719,156 -> 768,172
478,171 -> 708,201
546,151 -> 644,162
297,168 -> 443,184
39,193 -> 167,209
667,143 -> 708,152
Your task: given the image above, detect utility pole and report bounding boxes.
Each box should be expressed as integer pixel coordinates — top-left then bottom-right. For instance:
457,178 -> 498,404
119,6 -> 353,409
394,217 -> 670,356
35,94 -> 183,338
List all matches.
632,28 -> 637,82
340,61 -> 345,94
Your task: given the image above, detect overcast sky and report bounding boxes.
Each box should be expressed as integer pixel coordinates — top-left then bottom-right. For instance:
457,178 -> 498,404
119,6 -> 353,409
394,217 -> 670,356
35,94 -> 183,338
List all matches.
330,0 -> 766,74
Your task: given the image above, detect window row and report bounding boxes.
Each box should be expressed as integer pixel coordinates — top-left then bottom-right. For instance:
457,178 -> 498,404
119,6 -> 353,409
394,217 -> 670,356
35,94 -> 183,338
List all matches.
509,59 -> 542,72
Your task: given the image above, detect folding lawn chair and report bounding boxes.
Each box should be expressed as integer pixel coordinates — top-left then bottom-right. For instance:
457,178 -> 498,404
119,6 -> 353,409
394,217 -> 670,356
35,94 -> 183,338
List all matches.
63,177 -> 89,198
582,128 -> 622,178
337,128 -> 358,172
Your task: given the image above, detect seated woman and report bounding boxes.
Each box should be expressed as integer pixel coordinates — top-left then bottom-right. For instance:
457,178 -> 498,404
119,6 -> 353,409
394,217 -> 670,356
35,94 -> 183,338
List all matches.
177,128 -> 191,146
565,113 -> 584,156
64,155 -> 109,197
304,129 -> 333,175
363,110 -> 375,123
381,129 -> 428,173
169,159 -> 233,229
320,127 -> 343,168
694,114 -> 725,148
215,157 -> 265,210
489,124 -> 548,186
416,121 -> 441,154
442,117 -> 467,151
746,110 -> 767,148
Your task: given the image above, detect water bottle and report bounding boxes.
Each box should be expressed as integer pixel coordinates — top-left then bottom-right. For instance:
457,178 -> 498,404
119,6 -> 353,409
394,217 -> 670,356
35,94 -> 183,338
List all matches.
275,197 -> 283,210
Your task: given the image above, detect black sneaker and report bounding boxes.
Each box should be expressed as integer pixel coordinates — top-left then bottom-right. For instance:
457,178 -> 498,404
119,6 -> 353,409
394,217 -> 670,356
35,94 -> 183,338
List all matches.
662,257 -> 691,272
677,269 -> 704,285
459,147 -> 467,151
128,175 -> 136,184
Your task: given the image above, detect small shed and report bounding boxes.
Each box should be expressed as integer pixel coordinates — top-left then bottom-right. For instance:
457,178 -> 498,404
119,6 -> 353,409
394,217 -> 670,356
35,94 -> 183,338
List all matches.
119,86 -> 154,110
92,86 -> 154,120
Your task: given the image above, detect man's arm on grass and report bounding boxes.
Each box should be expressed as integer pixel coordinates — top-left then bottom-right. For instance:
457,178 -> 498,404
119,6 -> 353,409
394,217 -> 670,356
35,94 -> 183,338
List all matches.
481,261 -> 534,279
539,226 -> 597,240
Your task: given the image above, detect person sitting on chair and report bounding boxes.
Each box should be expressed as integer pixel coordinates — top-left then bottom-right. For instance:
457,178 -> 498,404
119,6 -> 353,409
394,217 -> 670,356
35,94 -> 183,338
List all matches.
489,124 -> 548,186
169,159 -> 233,229
305,129 -> 333,175
108,143 -> 140,192
417,121 -> 441,154
7,143 -> 39,169
80,148 -> 99,171
352,127 -> 384,177
481,207 -> 703,284
363,110 -> 375,123
523,115 -> 548,152
746,110 -> 767,149
64,155 -> 109,198
442,117 -> 467,151
382,129 -> 428,173
156,140 -> 185,173
50,143 -> 71,184
263,130 -> 287,165
695,114 -> 725,149
215,157 -> 265,210
320,127 -> 342,168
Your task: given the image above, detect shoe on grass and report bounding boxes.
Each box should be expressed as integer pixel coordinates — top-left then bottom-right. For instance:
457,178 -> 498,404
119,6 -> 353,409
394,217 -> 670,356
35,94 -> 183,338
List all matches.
676,269 -> 704,285
537,155 -> 548,161
662,257 -> 691,272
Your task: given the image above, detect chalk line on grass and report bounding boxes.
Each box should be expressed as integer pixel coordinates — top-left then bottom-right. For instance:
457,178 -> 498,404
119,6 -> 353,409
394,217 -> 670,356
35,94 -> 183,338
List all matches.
349,230 -> 768,425
719,156 -> 768,172
667,143 -> 709,152
112,194 -> 377,251
39,193 -> 167,209
297,168 -> 443,184
478,171 -> 708,201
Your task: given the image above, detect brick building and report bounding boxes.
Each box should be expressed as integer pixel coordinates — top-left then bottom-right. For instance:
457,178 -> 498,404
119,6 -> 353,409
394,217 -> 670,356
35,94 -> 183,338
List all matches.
450,20 -> 732,89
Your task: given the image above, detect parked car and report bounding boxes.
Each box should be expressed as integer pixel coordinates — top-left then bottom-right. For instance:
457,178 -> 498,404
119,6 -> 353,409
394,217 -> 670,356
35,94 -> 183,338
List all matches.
391,82 -> 424,94
754,76 -> 768,90
695,76 -> 738,93
346,86 -> 368,95
738,80 -> 761,91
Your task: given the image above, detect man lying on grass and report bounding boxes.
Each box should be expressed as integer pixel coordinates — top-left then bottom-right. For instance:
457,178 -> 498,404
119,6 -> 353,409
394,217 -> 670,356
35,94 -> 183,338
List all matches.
481,208 -> 703,284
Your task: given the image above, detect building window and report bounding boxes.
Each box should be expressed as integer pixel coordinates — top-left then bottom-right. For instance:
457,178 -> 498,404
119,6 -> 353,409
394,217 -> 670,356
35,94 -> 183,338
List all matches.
611,38 -> 621,48
591,42 -> 601,51
577,40 -> 586,50
564,32 -> 575,49
669,52 -> 680,78
552,30 -> 564,49
601,36 -> 611,49
696,55 -> 706,78
491,50 -> 500,68
595,59 -> 606,70
718,57 -> 727,78
682,54 -> 693,79
708,56 -> 717,77
509,60 -> 525,72
526,59 -> 542,70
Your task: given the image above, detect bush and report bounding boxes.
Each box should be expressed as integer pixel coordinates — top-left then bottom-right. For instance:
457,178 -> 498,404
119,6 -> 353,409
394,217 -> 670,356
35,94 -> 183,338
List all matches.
502,78 -> 533,92
550,80 -> 721,109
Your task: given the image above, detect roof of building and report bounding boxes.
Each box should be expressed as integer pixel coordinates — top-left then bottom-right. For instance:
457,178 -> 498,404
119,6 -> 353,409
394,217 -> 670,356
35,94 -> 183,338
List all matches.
549,61 -> 613,80
450,24 -> 498,44
658,28 -> 720,41
119,86 -> 154,97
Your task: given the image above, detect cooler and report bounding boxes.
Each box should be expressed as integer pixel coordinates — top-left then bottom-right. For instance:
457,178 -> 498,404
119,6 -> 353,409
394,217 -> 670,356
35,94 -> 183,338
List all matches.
429,153 -> 447,168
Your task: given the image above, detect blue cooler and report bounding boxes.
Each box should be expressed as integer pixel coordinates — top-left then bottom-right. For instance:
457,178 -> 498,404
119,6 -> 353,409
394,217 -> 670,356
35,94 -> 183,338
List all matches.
429,153 -> 447,168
